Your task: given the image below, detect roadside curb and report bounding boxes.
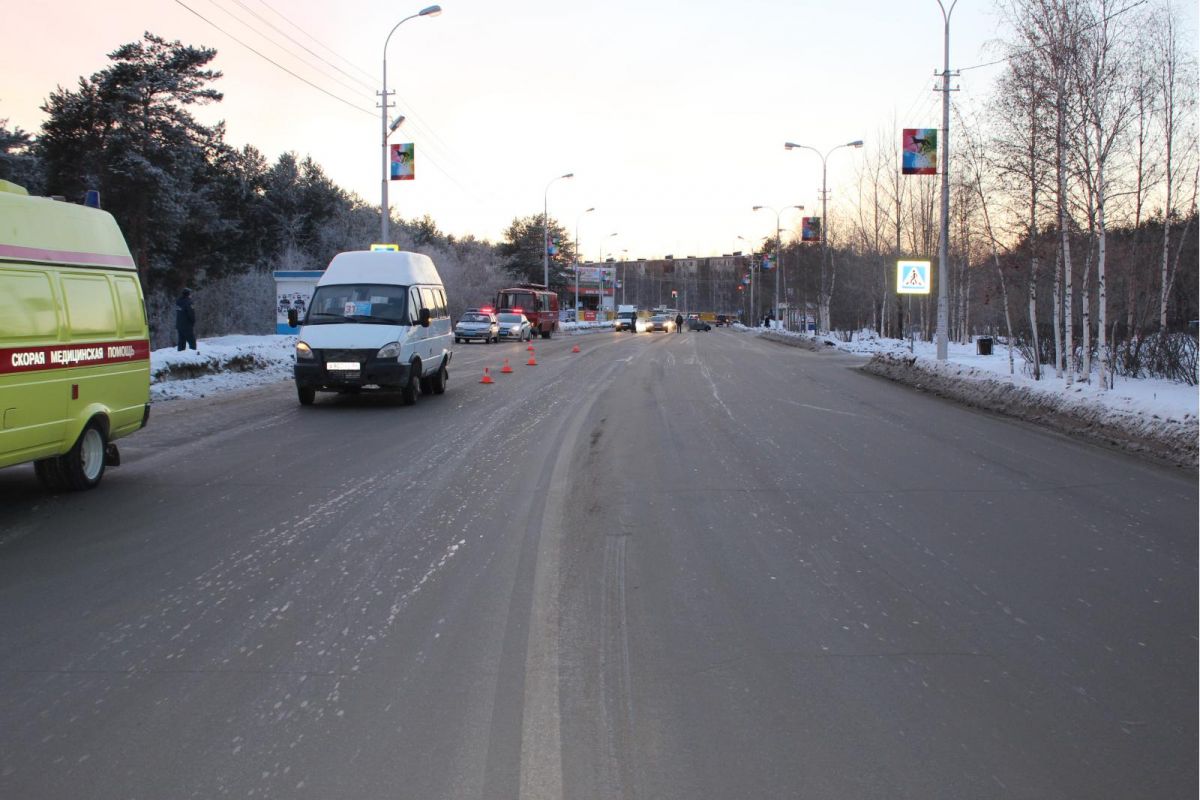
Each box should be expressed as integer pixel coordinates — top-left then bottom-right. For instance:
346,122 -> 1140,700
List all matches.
860,353 -> 1198,469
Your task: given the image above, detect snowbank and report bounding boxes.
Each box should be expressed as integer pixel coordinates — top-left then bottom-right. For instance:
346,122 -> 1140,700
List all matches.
150,335 -> 296,402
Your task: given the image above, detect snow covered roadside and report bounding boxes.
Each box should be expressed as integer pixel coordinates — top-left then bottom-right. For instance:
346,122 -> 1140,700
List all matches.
751,326 -> 1198,468
150,335 -> 296,402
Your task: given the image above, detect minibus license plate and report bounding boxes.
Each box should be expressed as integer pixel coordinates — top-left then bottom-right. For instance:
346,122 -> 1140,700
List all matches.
327,361 -> 360,371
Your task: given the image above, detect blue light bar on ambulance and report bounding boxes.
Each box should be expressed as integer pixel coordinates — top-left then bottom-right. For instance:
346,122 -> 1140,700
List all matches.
370,243 -> 400,252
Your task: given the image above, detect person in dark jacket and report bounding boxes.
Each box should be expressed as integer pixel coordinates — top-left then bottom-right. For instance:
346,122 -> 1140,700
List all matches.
175,288 -> 197,351
674,312 -> 683,334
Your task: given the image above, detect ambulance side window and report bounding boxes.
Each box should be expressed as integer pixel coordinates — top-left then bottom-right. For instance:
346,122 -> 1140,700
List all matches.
62,274 -> 118,337
0,270 -> 58,340
111,275 -> 145,336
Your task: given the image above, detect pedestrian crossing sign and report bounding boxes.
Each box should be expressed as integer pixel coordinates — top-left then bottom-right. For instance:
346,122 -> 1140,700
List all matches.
897,260 -> 931,295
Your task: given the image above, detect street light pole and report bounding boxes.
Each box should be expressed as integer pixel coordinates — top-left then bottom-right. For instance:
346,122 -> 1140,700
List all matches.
620,249 -> 628,305
935,0 -> 958,360
574,206 -> 594,318
543,173 -> 574,289
597,233 -> 616,319
380,5 -> 441,243
784,139 -> 863,333
753,205 -> 804,326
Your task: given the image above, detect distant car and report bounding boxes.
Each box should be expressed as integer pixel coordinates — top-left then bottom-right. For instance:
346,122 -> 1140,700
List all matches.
715,314 -> 730,327
455,311 -> 499,343
687,318 -> 712,331
497,311 -> 532,341
647,314 -> 674,332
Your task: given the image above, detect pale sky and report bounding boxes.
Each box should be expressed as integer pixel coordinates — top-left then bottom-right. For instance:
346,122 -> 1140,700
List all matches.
3,1 -> 1031,259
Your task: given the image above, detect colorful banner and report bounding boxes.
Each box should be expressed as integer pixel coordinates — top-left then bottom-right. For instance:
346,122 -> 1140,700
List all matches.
802,217 -> 821,242
902,129 -> 937,175
390,143 -> 414,180
896,260 -> 932,294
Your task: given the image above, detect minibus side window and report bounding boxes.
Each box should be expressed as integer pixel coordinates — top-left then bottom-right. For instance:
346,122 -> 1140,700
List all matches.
409,288 -> 423,324
420,287 -> 436,314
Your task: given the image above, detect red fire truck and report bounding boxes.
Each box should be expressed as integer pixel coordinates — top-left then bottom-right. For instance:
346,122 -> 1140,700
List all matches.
494,284 -> 560,339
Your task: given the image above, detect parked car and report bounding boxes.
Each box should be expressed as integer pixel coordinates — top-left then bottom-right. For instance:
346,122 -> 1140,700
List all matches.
455,311 -> 499,343
496,312 -> 532,341
647,314 -> 675,332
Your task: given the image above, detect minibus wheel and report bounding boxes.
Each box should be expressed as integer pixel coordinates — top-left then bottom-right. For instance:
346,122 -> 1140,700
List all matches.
400,363 -> 420,406
61,421 -> 107,490
431,364 -> 447,394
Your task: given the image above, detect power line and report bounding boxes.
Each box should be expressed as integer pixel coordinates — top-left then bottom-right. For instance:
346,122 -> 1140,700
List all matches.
202,0 -> 370,98
958,0 -> 1148,73
172,0 -> 374,117
228,0 -> 376,92
255,0 -> 377,85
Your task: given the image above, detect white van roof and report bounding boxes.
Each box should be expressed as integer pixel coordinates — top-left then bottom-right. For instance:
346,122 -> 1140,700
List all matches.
319,250 -> 441,287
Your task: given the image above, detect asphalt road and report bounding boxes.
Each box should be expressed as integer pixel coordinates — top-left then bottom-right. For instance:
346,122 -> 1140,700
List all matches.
1,329 -> 1195,799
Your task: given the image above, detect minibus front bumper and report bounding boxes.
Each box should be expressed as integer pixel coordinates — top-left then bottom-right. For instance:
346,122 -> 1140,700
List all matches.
294,356 -> 411,391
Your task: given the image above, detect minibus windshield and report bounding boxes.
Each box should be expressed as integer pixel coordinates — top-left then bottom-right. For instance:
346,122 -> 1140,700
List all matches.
306,284 -> 409,325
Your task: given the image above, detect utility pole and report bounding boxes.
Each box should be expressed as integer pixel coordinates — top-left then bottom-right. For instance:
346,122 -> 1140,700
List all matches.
935,0 -> 958,360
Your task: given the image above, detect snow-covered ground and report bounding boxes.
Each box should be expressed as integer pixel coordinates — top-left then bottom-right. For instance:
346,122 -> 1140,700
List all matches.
149,331 -> 1198,448
756,326 -> 1197,426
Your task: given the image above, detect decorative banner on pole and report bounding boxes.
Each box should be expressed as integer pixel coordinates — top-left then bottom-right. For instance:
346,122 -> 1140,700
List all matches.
902,129 -> 937,175
390,143 -> 414,180
896,260 -> 932,294
802,217 -> 821,242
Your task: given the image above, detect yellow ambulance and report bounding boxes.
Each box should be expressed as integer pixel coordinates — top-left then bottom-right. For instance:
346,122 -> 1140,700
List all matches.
0,180 -> 151,490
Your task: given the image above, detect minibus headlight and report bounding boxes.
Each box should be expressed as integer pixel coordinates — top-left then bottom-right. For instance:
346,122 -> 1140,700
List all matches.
295,341 -> 315,360
376,342 -> 403,360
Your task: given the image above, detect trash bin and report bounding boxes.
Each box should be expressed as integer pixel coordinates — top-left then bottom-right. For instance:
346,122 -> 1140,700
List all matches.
976,336 -> 993,355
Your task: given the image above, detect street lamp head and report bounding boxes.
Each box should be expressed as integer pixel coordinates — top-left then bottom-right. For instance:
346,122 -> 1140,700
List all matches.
791,204 -> 805,211
563,173 -> 575,179
388,115 -> 406,134
752,205 -> 764,211
585,206 -> 595,213
419,5 -> 442,16
848,140 -> 864,148
784,142 -> 800,150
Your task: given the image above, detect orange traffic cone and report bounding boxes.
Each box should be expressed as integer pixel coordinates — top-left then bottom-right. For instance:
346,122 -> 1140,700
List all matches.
480,367 -> 494,384
526,343 -> 535,352
571,344 -> 581,353
526,351 -> 538,366
500,358 -> 513,374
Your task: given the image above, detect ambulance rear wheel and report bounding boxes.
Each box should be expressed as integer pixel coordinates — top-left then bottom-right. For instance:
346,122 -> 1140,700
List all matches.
61,421 -> 107,491
431,364 -> 447,395
34,458 -> 68,491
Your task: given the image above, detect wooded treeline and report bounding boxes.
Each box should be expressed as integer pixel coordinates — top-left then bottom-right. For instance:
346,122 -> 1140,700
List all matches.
772,0 -> 1196,384
0,33 -> 508,347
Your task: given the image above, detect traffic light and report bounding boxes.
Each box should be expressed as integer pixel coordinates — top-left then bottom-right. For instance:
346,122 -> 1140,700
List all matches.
671,289 -> 678,300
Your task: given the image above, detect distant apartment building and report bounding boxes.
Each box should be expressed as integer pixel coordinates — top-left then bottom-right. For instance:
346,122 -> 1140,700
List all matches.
570,254 -> 752,317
